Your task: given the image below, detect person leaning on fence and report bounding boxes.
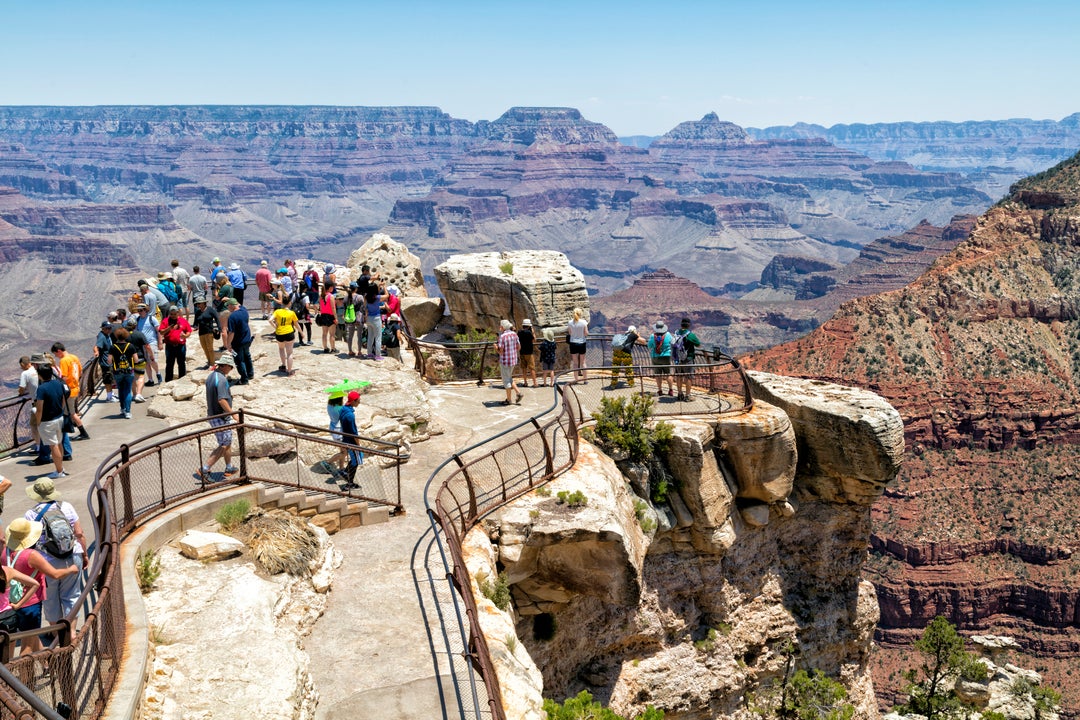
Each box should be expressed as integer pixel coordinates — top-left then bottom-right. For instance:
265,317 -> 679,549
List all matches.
497,319 -> 524,406
539,328 -> 557,387
18,356 -> 42,452
608,324 -> 644,389
198,352 -> 239,481
517,319 -> 537,388
673,317 -> 702,402
2,519 -> 47,654
647,320 -> 675,397
338,390 -> 365,490
50,343 -> 89,439
24,480 -> 85,628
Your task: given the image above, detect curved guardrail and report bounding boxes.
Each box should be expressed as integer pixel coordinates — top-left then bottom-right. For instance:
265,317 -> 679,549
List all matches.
416,335 -> 753,720
0,409 -> 407,719
0,350 -> 103,460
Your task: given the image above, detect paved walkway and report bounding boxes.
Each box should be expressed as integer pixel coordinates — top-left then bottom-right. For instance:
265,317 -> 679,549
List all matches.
0,371 -> 554,720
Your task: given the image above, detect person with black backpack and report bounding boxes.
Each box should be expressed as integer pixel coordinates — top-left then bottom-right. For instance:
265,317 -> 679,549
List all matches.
24,479 -> 86,631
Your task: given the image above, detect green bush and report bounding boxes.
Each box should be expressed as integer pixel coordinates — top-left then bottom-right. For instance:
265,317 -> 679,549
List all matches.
215,499 -> 251,532
543,690 -> 663,720
556,490 -> 588,507
590,394 -> 673,463
479,571 -> 512,611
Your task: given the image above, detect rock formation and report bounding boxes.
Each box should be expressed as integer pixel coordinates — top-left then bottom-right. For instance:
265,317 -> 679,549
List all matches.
748,114 -> 1080,199
346,232 -> 427,298
434,250 -> 589,333
745,151 -> 1080,711
464,373 -> 903,719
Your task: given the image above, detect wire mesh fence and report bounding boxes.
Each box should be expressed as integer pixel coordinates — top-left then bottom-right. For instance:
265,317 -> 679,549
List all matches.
0,411 -> 406,720
420,335 -> 752,720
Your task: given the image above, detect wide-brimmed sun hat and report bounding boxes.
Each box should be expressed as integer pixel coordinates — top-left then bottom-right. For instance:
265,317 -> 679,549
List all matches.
653,321 -> 667,333
216,351 -> 235,367
27,478 -> 63,503
5,519 -> 43,552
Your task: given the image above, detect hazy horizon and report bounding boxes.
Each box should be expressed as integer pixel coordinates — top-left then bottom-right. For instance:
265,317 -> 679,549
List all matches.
4,0 -> 1079,136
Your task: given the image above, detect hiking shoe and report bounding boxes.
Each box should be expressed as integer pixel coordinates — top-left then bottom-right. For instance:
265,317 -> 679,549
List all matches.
194,467 -> 209,481
667,388 -> 673,396
107,395 -> 118,402
145,380 -> 156,387
47,471 -> 69,480
157,374 -> 163,384
223,466 -> 240,477
515,392 -> 523,404
124,412 -> 132,419
133,394 -> 146,403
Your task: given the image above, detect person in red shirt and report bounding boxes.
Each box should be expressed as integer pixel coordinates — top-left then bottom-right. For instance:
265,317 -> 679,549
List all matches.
159,306 -> 193,382
254,260 -> 274,320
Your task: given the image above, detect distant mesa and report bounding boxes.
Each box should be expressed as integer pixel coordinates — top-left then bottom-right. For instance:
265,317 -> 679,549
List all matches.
650,111 -> 750,146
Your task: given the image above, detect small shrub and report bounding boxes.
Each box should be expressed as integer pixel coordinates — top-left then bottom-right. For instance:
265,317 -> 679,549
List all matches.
136,549 -> 162,593
529,509 -> 540,520
535,485 -> 552,497
590,394 -> 672,462
634,499 -> 657,533
556,490 -> 588,507
694,627 -> 719,653
651,478 -> 670,505
215,499 -> 251,532
498,260 -> 514,276
479,571 -> 511,611
543,690 -> 663,720
506,632 -> 518,655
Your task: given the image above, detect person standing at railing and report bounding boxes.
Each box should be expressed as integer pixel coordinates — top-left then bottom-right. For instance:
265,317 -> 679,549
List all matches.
567,307 -> 589,384
647,320 -> 675,398
539,329 -> 557,387
673,317 -> 702,402
338,390 -> 364,490
34,365 -> 70,479
198,352 -> 239,480
50,343 -> 89,440
608,325 -> 644,389
497,319 -> 523,406
2,519 -> 49,655
93,321 -> 117,403
23,480 -> 86,632
517,319 -> 537,388
17,356 -> 41,454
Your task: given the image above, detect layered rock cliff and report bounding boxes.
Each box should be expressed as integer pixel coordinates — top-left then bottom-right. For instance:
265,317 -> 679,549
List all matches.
463,374 -> 903,719
745,151 -> 1080,712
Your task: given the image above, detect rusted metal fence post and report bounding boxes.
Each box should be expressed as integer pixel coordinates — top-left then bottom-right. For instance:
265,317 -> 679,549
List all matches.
119,444 -> 133,528
237,409 -> 247,479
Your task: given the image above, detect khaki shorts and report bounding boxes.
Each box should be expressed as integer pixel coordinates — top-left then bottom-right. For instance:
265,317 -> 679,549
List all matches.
519,354 -> 536,373
39,417 -> 63,446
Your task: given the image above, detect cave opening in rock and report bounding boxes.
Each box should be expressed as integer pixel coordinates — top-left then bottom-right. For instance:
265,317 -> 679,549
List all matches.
533,613 -> 556,641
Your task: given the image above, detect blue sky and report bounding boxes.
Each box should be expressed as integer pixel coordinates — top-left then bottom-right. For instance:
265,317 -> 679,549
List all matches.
4,0 -> 1078,135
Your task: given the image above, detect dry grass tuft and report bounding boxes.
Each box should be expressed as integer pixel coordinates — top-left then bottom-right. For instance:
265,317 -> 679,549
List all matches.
236,507 -> 320,576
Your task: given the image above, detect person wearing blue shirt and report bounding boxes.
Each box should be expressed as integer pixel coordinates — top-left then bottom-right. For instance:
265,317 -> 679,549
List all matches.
225,298 -> 254,384
646,320 -> 674,397
338,390 -> 364,490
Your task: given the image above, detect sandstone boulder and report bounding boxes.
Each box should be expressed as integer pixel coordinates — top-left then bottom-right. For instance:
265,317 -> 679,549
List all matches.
401,295 -> 445,336
746,371 -> 904,505
713,399 -> 797,503
486,442 -> 645,611
347,232 -> 427,297
177,530 -> 245,561
434,251 -> 589,332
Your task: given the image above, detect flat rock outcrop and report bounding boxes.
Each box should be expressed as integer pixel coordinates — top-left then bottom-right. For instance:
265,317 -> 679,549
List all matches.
464,377 -> 902,720
434,250 -> 589,332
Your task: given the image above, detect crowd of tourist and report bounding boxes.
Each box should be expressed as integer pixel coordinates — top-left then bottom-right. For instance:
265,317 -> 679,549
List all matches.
493,311 -> 704,403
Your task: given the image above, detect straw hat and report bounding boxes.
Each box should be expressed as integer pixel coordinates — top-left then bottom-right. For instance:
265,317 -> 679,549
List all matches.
5,519 -> 43,552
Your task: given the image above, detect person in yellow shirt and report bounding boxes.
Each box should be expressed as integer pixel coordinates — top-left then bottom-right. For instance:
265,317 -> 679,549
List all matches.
270,299 -> 299,377
49,343 -> 89,440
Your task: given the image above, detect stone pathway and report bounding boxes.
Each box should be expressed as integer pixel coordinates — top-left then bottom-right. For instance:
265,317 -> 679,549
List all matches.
0,372 -> 554,720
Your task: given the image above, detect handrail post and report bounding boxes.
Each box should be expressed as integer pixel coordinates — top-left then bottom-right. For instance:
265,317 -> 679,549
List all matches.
237,409 -> 247,479
119,444 -> 133,527
476,344 -> 489,386
530,417 -> 554,480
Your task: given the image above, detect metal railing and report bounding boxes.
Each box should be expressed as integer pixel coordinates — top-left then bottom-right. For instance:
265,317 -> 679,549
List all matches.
0,350 -> 104,460
0,409 -> 406,719
418,336 -> 752,720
